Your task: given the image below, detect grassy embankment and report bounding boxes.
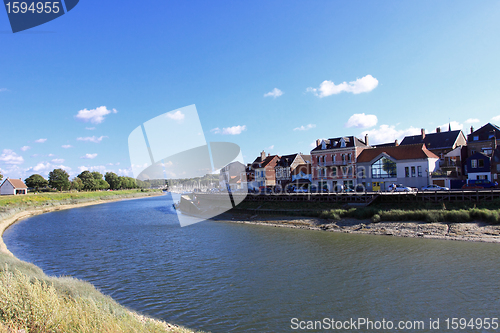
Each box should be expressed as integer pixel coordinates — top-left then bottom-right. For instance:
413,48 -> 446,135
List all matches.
0,190 -> 201,333
234,199 -> 500,224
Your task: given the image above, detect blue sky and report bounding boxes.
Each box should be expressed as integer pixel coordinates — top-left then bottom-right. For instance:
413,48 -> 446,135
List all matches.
2,0 -> 500,180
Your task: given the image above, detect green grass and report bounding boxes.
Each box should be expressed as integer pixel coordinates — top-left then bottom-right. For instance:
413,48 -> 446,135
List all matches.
235,200 -> 500,224
0,253 -> 199,333
0,190 -> 161,210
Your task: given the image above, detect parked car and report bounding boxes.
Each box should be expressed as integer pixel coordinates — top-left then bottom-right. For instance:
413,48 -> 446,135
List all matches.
388,184 -> 414,192
461,184 -> 484,190
462,180 -> 498,190
421,184 -> 450,191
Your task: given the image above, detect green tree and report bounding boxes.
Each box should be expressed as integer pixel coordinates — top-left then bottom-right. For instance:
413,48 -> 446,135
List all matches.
70,177 -> 84,191
78,171 -> 97,191
97,179 -> 110,190
48,169 -> 70,191
105,172 -> 121,190
0,172 -> 3,183
24,174 -> 48,191
382,158 -> 397,177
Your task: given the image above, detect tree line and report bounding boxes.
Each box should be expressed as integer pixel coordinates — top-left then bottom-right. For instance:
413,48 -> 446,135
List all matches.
22,169 -> 150,192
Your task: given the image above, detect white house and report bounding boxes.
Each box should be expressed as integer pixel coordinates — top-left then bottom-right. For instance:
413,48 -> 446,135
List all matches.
0,178 -> 28,195
356,143 -> 439,191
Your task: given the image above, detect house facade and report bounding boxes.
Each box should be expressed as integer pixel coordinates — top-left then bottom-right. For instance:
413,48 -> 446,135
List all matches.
219,161 -> 247,191
0,178 -> 28,195
467,123 -> 500,157
356,144 -> 439,191
465,152 -> 492,183
252,151 -> 280,188
274,153 -> 310,189
310,135 -> 369,190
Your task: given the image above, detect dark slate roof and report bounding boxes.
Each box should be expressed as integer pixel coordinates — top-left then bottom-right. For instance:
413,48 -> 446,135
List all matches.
372,142 -> 397,148
357,144 -> 438,163
400,130 -> 464,150
467,123 -> 500,142
311,136 -> 368,152
276,154 -> 298,167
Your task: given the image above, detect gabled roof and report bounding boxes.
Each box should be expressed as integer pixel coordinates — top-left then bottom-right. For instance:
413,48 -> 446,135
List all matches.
357,144 -> 438,163
311,136 -> 368,152
1,178 -> 28,189
252,155 -> 279,168
276,154 -> 298,167
400,130 -> 465,150
467,123 -> 500,142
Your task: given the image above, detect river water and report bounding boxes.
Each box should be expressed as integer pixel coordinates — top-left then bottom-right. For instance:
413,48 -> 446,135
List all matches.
4,194 -> 500,332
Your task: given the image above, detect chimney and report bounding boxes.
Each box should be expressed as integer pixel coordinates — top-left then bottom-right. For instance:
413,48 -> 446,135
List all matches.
365,134 -> 369,146
316,139 -> 321,147
436,127 -> 441,133
260,150 -> 266,161
395,139 -> 399,146
421,128 -> 425,140
470,126 -> 474,134
268,153 -> 271,157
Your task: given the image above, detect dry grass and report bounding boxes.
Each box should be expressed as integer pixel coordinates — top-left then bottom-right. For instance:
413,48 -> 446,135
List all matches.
0,254 -> 199,333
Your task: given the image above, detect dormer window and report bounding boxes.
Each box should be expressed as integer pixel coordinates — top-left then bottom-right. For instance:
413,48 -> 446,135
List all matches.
474,136 -> 479,141
321,141 -> 326,150
340,137 -> 346,148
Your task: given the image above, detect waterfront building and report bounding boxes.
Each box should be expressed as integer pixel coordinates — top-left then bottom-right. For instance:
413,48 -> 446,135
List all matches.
274,153 -> 311,189
252,151 -> 280,188
400,127 -> 467,188
356,143 -> 439,192
0,178 -> 28,195
310,135 -> 369,191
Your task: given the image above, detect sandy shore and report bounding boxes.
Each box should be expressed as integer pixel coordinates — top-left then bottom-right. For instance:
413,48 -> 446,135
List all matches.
213,212 -> 500,243
0,192 -> 163,256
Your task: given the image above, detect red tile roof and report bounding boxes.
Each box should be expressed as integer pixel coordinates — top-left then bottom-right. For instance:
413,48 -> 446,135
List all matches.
356,144 -> 438,163
6,178 -> 28,189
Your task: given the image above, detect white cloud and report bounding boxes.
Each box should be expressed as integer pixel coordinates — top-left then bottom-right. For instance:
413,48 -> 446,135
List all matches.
81,153 -> 98,159
294,124 -> 316,131
52,159 -> 65,163
345,113 -> 378,129
77,136 -> 107,143
24,162 -> 71,177
166,110 -> 185,121
85,127 -> 96,130
492,115 -> 500,122
465,118 -> 480,124
211,125 -> 246,135
264,88 -> 283,98
62,145 -> 73,149
307,75 -> 379,97
20,146 -> 31,152
362,125 -> 421,145
0,149 -> 24,165
267,145 -> 274,150
437,121 -> 463,132
75,106 -> 118,124
0,88 -> 8,92
35,138 -> 47,143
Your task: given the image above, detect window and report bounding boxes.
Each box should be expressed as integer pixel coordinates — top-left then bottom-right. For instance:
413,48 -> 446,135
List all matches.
405,167 -> 409,177
418,166 -> 422,177
473,136 -> 479,141
479,159 -> 484,168
497,164 -> 500,172
478,175 -> 487,180
371,157 -> 397,178
332,167 -> 337,177
471,160 -> 478,168
411,166 -> 416,177
348,153 -> 352,162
